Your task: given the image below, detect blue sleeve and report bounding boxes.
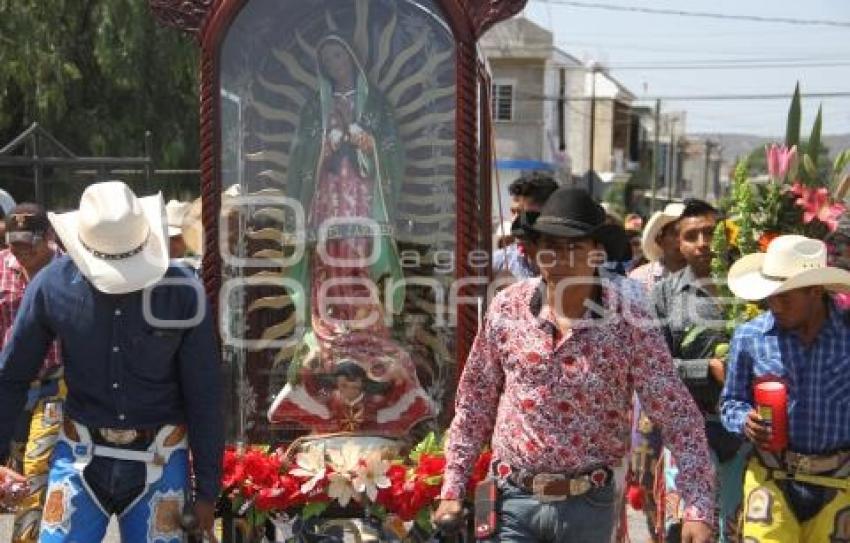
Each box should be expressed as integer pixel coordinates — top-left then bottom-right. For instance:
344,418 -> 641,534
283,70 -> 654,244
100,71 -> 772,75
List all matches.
720,329 -> 753,435
176,284 -> 224,503
0,271 -> 55,459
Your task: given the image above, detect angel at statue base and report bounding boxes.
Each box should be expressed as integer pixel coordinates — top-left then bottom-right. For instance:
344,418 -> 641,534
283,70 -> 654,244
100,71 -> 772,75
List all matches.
267,331 -> 433,436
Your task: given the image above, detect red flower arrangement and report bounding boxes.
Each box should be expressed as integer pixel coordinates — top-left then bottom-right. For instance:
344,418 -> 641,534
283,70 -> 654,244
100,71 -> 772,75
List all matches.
221,433 -> 491,537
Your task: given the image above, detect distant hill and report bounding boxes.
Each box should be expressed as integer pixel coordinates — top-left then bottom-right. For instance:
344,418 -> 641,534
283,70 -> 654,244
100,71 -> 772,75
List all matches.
690,133 -> 850,172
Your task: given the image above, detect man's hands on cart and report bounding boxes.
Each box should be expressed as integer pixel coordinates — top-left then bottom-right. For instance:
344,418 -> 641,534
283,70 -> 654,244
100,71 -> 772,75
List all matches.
0,466 -> 27,507
433,499 -> 465,532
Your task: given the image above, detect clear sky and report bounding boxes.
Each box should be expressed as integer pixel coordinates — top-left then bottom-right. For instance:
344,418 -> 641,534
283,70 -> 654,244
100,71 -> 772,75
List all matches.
521,0 -> 850,136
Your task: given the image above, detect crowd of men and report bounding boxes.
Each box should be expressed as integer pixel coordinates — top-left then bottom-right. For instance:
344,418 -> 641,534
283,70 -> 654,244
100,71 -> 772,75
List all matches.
0,173 -> 847,543
437,172 -> 850,543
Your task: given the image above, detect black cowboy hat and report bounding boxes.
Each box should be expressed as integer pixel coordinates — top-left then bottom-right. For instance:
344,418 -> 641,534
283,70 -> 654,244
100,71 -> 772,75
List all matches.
531,187 -> 631,261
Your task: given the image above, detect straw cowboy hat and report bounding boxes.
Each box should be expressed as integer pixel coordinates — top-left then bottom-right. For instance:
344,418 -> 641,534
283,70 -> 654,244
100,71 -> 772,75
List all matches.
165,199 -> 191,237
48,181 -> 168,294
728,234 -> 850,301
641,203 -> 686,262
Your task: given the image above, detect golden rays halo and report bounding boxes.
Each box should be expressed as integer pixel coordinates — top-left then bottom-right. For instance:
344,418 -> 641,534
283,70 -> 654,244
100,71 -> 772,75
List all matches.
225,0 -> 458,388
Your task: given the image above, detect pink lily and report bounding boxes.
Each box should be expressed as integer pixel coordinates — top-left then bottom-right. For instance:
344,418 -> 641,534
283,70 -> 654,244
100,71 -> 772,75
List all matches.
790,182 -> 846,231
766,144 -> 797,182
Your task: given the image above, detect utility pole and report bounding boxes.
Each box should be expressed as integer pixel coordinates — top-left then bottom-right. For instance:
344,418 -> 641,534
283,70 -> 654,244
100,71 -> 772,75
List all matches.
667,117 -> 677,202
649,99 -> 661,212
703,139 -> 714,201
586,65 -> 597,195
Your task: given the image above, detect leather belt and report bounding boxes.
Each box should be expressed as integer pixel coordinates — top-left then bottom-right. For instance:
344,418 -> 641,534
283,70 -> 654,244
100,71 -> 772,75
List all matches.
506,466 -> 612,502
62,419 -> 156,447
756,448 -> 850,476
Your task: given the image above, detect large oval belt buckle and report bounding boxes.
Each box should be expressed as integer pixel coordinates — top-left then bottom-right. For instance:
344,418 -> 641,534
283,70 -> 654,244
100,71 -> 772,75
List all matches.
100,428 -> 138,445
532,473 -> 566,503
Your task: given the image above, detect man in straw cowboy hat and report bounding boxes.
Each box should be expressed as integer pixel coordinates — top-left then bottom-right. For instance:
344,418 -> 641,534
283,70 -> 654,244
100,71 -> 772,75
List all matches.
0,181 -> 222,542
435,188 -> 715,542
630,202 -> 687,291
651,199 -> 747,542
720,234 -> 850,542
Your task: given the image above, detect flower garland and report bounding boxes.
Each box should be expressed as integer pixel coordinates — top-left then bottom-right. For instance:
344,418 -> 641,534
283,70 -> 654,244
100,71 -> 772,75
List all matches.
221,432 -> 491,540
707,85 -> 849,348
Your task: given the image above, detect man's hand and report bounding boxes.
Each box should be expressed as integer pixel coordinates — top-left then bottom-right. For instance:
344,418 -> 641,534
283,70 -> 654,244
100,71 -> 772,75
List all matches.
743,409 -> 772,447
708,357 -> 726,384
193,500 -> 218,543
0,466 -> 27,506
681,520 -> 713,543
432,499 -> 464,533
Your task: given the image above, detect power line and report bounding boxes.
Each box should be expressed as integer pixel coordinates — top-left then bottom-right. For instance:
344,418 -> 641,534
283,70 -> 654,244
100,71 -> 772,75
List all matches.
539,60 -> 850,71
515,91 -> 850,103
533,0 -> 850,28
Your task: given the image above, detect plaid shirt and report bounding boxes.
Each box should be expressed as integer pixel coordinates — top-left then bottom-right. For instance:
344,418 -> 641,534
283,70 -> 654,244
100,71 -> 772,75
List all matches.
0,247 -> 62,375
441,277 -> 716,523
721,305 -> 850,454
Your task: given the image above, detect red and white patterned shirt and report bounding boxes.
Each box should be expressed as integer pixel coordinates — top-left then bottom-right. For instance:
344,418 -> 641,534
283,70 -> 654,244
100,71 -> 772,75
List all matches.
441,277 -> 716,523
0,247 -> 62,375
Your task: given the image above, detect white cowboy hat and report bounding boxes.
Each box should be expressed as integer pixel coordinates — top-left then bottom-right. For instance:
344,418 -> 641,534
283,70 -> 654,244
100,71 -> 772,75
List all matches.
48,181 -> 169,294
641,203 -> 686,262
165,199 -> 191,237
728,234 -> 850,301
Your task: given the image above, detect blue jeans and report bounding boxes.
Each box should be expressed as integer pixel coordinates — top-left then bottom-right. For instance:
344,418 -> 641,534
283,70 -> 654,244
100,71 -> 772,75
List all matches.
485,479 -> 616,542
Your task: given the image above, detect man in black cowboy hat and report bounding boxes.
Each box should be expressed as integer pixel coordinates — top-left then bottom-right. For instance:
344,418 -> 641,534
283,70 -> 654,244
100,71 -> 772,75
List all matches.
436,187 -> 715,542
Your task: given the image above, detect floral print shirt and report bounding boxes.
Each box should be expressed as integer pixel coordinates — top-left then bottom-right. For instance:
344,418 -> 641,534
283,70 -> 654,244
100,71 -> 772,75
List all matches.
441,277 -> 716,524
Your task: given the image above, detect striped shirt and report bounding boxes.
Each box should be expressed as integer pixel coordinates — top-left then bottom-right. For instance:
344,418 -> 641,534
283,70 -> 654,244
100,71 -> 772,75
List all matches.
720,304 -> 850,454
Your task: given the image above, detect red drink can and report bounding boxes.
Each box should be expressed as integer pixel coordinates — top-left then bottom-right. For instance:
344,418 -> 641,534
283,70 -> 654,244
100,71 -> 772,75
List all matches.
753,381 -> 788,452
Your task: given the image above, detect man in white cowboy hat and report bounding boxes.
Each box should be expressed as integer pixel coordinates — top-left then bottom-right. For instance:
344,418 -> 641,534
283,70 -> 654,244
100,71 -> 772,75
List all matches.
436,187 -> 715,543
623,202 -> 687,541
629,202 -> 687,290
0,181 -> 222,542
652,199 -> 746,542
165,199 -> 191,259
721,234 -> 850,542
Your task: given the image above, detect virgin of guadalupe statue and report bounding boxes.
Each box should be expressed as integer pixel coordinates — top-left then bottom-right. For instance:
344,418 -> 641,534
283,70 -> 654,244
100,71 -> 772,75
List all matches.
269,35 -> 432,435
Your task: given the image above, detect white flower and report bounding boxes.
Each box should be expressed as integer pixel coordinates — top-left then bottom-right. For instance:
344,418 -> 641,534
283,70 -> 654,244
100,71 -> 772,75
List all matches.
327,472 -> 356,507
327,441 -> 362,475
329,128 -> 343,147
353,452 -> 391,502
289,445 -> 326,494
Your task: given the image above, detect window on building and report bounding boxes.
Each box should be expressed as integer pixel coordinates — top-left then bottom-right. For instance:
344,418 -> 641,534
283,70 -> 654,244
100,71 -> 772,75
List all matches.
491,83 -> 514,121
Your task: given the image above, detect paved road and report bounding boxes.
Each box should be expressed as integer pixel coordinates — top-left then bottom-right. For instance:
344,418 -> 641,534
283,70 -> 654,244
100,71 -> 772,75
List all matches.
1,507 -> 652,542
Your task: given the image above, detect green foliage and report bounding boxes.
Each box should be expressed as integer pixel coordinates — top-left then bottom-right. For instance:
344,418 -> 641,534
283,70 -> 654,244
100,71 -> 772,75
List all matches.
0,1 -> 199,171
301,501 -> 330,520
785,83 -> 801,148
802,106 -> 823,186
408,431 -> 442,463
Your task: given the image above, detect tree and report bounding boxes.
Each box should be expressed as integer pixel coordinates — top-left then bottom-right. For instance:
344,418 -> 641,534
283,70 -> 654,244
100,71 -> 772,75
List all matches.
0,0 -> 199,200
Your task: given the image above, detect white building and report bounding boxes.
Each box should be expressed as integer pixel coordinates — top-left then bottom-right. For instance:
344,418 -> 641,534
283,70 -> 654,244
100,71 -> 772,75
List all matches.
480,17 -> 639,220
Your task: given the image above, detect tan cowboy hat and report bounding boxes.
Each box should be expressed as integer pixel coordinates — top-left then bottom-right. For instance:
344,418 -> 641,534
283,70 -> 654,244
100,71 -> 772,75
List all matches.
181,197 -> 202,256
641,203 -> 685,262
728,234 -> 850,301
48,181 -> 168,294
165,199 -> 191,237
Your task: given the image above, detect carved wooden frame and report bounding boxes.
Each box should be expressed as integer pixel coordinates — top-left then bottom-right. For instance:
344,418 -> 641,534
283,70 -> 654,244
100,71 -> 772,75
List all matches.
148,0 -> 525,389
